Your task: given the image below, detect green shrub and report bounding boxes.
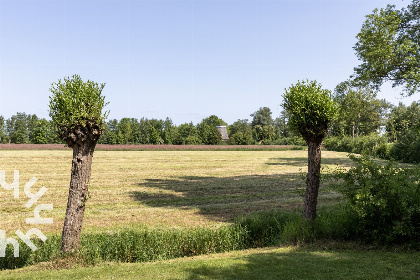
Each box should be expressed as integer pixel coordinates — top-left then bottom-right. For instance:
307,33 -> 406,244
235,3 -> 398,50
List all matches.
267,136 -> 306,146
388,127 -> 420,163
332,155 -> 420,245
183,135 -> 202,145
227,131 -> 254,145
324,134 -> 390,159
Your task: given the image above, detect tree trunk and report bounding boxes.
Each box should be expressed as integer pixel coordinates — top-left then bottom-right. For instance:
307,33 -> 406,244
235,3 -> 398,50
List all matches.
61,142 -> 96,253
302,141 -> 322,221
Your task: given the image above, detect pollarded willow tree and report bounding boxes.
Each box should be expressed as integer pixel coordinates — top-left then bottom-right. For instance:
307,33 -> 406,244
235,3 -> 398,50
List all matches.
282,80 -> 337,221
49,74 -> 108,253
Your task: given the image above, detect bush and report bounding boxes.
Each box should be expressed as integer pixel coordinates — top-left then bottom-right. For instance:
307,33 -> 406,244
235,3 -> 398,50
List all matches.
324,134 -> 390,159
267,136 -> 306,146
388,127 -> 420,163
332,155 -> 420,245
183,135 -> 202,145
227,131 -> 254,145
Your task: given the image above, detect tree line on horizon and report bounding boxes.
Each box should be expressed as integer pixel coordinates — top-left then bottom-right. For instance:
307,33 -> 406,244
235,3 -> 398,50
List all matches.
0,107 -> 299,146
0,89 -> 418,149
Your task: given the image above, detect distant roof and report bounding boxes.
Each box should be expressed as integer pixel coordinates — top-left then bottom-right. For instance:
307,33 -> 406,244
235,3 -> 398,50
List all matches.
216,126 -> 229,140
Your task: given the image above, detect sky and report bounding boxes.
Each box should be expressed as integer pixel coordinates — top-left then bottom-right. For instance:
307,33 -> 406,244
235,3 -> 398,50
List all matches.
0,0 -> 417,125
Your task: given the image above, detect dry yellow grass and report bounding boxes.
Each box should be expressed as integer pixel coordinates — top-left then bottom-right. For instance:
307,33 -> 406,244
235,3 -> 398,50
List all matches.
0,150 -> 350,235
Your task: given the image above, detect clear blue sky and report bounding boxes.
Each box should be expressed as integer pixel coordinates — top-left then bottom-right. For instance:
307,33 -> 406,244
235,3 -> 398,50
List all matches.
0,0 -> 416,125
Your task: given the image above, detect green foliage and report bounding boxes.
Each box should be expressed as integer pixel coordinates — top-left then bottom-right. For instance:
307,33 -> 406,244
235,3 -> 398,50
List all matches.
2,201 -> 419,270
273,110 -> 295,139
250,108 -> 275,143
162,118 -> 176,144
269,136 -> 306,146
237,210 -> 300,247
332,81 -> 390,137
98,120 -> 118,144
0,226 -> 248,270
282,80 -> 338,143
237,205 -> 356,246
183,135 -> 202,145
98,117 -> 172,145
199,126 -> 222,145
30,119 -> 58,144
174,122 -> 201,145
386,101 -> 420,142
332,155 -> 420,244
384,102 -> 420,163
253,125 -> 275,144
81,226 -> 247,263
1,113 -> 60,144
6,113 -> 31,144
197,115 -> 226,145
200,115 -> 227,127
117,118 -> 133,144
0,208 -> 344,270
354,0 -> 420,96
227,119 -> 254,145
0,116 -> 7,143
389,126 -> 420,163
324,134 -> 390,159
48,75 -> 108,140
251,107 -> 273,127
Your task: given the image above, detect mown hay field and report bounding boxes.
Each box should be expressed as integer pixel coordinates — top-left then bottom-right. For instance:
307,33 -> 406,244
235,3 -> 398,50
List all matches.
0,149 -> 350,236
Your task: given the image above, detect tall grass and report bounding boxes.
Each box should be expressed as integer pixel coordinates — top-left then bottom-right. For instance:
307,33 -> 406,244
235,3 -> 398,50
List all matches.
80,225 -> 247,264
2,203 -> 418,270
0,204 -> 360,270
0,225 -> 248,270
236,205 -> 354,247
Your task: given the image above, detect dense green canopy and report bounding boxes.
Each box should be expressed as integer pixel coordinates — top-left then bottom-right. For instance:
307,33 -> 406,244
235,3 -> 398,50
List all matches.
49,75 -> 108,143
282,80 -> 337,144
353,0 -> 420,96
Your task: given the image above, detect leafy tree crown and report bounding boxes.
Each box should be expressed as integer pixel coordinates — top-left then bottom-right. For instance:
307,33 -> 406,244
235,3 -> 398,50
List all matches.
49,74 -> 109,141
251,107 -> 273,127
282,80 -> 337,143
353,1 -> 420,96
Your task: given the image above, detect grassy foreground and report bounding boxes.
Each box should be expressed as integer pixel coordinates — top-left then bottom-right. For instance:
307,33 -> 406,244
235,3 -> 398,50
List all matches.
0,149 -> 417,277
1,246 -> 419,280
0,149 -> 349,235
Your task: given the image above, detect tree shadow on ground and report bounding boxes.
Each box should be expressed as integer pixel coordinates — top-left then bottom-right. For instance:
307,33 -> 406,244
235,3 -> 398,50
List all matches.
180,248 -> 418,280
266,156 -> 353,168
130,172 -> 340,223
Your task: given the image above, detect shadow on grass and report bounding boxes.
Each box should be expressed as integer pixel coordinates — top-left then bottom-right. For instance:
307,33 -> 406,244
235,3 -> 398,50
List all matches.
130,172 -> 340,222
266,156 -> 353,168
182,248 -> 419,280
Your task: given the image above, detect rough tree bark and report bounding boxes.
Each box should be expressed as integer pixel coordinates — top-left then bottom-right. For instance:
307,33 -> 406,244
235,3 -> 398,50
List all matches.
302,140 -> 323,221
61,124 -> 100,253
